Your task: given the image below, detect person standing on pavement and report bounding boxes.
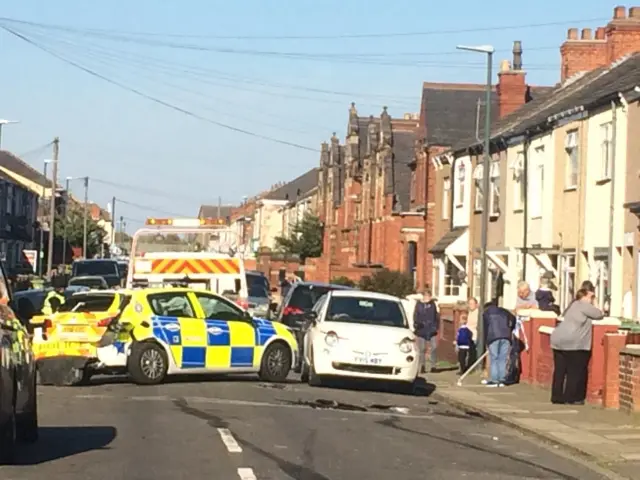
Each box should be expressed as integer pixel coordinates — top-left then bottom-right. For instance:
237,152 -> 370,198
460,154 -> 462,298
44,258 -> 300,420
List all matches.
550,288 -> 604,405
455,317 -> 473,374
413,287 -> 439,373
482,300 -> 516,387
466,297 -> 479,365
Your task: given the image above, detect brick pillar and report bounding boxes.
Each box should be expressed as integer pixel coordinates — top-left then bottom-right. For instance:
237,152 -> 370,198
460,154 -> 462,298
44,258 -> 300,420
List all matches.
587,321 -> 622,403
527,313 -> 557,386
620,347 -> 640,413
602,333 -> 628,409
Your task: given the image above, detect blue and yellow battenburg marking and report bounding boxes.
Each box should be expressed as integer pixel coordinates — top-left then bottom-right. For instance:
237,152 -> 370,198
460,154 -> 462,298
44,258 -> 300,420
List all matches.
149,316 -> 282,369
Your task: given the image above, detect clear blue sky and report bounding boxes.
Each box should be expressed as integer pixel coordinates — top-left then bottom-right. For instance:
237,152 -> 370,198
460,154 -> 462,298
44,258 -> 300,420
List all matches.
0,1 -> 614,232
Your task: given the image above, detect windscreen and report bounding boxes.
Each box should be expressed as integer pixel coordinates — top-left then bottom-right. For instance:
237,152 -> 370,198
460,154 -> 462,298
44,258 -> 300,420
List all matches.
59,294 -> 116,313
74,261 -> 118,277
326,296 -> 407,328
289,286 -> 335,310
248,284 -> 269,298
132,228 -> 238,255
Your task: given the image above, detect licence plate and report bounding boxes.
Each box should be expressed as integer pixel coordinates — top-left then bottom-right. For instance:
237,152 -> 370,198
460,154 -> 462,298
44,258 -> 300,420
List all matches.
353,356 -> 382,365
61,326 -> 87,333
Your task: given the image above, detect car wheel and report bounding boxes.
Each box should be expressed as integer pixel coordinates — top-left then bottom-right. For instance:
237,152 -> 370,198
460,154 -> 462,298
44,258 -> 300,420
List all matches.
259,342 -> 292,383
307,351 -> 322,387
17,376 -> 38,443
128,342 -> 168,385
0,408 -> 17,464
300,358 -> 309,383
400,379 -> 416,396
73,368 -> 93,387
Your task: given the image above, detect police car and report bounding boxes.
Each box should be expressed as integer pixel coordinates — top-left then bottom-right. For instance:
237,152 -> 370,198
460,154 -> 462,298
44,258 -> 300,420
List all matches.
93,287 -> 298,385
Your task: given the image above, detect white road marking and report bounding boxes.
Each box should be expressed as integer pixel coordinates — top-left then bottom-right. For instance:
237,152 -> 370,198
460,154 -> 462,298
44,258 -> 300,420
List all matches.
218,428 -> 242,453
237,468 -> 257,480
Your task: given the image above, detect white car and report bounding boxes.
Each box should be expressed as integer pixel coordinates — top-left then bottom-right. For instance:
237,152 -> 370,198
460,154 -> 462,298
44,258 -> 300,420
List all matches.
300,289 -> 420,391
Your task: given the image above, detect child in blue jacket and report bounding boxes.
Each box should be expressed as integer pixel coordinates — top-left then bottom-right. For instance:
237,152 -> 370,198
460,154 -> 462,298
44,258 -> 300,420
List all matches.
455,319 -> 474,374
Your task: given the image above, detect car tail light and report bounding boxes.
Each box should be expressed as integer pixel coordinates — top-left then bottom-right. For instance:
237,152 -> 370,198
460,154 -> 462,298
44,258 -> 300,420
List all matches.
283,306 -> 303,316
236,298 -> 249,310
97,316 -> 117,327
43,319 -> 53,330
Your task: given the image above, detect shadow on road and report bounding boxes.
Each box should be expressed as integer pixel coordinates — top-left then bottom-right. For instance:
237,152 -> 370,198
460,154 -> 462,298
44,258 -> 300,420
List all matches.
84,373 -> 299,387
311,377 -> 437,397
376,416 -> 580,480
13,426 -> 117,465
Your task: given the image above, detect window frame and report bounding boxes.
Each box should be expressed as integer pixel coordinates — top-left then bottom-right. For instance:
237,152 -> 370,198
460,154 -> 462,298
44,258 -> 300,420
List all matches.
455,162 -> 466,208
512,152 -> 525,212
530,146 -> 545,219
600,122 -> 613,181
442,177 -> 451,220
193,291 -> 247,321
565,130 -> 579,190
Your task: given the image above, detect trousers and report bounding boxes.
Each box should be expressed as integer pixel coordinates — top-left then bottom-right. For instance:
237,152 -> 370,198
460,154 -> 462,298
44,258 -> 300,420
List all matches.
551,349 -> 590,404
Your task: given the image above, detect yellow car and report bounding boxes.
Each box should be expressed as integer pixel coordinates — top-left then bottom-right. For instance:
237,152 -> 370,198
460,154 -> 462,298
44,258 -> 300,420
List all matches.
31,290 -> 129,385
93,287 -> 298,385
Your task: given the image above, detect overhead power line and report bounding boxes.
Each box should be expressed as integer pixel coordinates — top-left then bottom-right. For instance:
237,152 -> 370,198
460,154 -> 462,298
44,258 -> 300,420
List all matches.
115,198 -> 191,218
2,26 -> 319,153
0,16 -> 608,40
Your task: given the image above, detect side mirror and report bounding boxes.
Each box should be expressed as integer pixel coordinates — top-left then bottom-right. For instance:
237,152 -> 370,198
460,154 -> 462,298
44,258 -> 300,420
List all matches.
305,311 -> 318,325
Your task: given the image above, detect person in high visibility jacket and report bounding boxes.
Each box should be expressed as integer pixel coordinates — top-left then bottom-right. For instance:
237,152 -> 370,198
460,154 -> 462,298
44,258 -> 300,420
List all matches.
42,275 -> 66,315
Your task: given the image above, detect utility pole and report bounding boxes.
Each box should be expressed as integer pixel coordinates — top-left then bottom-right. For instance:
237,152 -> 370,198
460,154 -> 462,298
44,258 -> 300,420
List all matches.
111,196 -> 116,245
46,138 -> 59,277
62,177 -> 71,266
38,159 -> 51,276
83,176 -> 89,258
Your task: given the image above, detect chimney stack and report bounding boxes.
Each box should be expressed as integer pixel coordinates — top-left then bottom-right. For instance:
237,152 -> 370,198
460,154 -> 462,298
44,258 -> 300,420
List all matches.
497,41 -> 527,118
631,6 -> 640,17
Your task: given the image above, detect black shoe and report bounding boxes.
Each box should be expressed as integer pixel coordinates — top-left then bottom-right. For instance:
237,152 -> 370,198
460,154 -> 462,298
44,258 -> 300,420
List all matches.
568,400 -> 585,406
551,400 -> 566,405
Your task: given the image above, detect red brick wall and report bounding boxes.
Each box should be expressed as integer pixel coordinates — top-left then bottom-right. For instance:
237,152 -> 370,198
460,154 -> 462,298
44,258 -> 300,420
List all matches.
619,347 -> 640,413
587,323 -> 623,403
497,71 -> 527,118
603,333 -> 628,409
535,329 -> 554,386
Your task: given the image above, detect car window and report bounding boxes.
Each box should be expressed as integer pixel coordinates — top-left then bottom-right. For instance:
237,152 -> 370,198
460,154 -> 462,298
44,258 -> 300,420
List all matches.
69,277 -> 107,289
246,273 -> 269,291
73,261 -> 119,277
289,286 -> 335,310
312,294 -> 327,314
59,294 -> 117,312
194,293 -> 245,321
327,296 -> 407,328
248,284 -> 269,298
148,292 -> 195,318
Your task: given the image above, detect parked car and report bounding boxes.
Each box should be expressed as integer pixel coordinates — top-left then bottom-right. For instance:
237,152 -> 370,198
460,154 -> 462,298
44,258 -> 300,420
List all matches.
299,289 -> 419,392
246,270 -> 273,293
247,283 -> 273,319
0,270 -> 39,462
12,286 -> 90,315
68,275 -> 109,290
71,259 -> 121,288
275,281 -> 353,329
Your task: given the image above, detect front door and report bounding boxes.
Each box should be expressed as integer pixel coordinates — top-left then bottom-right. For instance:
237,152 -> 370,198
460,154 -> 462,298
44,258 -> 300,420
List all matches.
192,292 -> 257,370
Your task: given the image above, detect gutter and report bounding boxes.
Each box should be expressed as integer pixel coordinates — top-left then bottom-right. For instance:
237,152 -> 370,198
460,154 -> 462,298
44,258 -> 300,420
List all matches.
522,132 -> 531,280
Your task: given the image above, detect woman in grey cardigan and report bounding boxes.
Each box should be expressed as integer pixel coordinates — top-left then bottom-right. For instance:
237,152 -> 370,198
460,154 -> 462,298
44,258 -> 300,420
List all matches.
550,288 -> 604,405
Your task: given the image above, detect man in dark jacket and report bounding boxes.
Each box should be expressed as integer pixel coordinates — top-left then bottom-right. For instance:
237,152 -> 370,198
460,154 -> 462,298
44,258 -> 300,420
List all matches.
483,301 -> 516,386
414,288 -> 440,373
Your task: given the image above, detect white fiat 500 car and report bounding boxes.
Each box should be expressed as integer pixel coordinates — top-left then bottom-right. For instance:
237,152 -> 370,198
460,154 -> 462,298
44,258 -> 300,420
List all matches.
300,289 -> 419,391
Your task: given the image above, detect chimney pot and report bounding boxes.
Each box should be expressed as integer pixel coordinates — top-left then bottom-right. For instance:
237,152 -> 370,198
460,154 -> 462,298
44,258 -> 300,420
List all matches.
614,6 -> 627,19
567,28 -> 579,40
512,40 -> 523,70
630,7 -> 640,18
581,28 -> 592,40
499,59 -> 510,72
595,27 -> 606,40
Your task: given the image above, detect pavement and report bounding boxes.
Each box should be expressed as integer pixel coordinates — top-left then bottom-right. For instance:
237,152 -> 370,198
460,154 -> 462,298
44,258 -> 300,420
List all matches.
429,369 -> 640,480
0,373 -> 623,480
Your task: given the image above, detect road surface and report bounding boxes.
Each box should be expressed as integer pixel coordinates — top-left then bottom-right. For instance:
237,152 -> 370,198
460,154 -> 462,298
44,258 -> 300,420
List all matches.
1,375 -> 611,479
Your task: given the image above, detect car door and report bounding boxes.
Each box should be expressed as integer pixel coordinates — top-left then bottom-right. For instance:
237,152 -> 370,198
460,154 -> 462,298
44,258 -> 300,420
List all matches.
191,292 -> 257,371
304,294 -> 328,364
146,291 -> 204,370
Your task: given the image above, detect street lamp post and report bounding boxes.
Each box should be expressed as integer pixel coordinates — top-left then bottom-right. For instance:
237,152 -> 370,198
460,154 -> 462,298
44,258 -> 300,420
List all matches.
0,120 -> 19,149
456,44 -> 494,358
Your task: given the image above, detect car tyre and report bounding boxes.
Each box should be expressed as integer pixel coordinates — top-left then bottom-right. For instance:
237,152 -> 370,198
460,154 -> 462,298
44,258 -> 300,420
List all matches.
0,408 -> 17,465
17,376 -> 38,443
307,351 -> 322,387
128,342 -> 168,385
73,368 -> 93,387
258,342 -> 292,383
300,358 -> 309,383
400,379 -> 417,396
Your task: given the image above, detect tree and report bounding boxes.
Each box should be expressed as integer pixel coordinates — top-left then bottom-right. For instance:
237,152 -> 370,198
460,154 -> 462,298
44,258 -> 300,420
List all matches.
274,213 -> 323,262
53,204 -> 107,258
359,269 -> 415,298
331,276 -> 356,287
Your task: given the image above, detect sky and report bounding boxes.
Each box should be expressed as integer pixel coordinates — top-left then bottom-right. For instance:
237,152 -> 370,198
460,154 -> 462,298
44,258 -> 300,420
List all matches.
0,1 -> 614,233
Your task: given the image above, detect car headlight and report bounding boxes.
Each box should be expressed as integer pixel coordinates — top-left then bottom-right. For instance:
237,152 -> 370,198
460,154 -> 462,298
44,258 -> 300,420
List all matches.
325,331 -> 339,347
399,337 -> 414,353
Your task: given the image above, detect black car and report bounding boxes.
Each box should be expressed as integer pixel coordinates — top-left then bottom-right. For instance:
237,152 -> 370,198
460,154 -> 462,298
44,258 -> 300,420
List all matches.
275,281 -> 353,329
0,270 -> 39,463
72,259 -> 121,288
12,286 -> 90,314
